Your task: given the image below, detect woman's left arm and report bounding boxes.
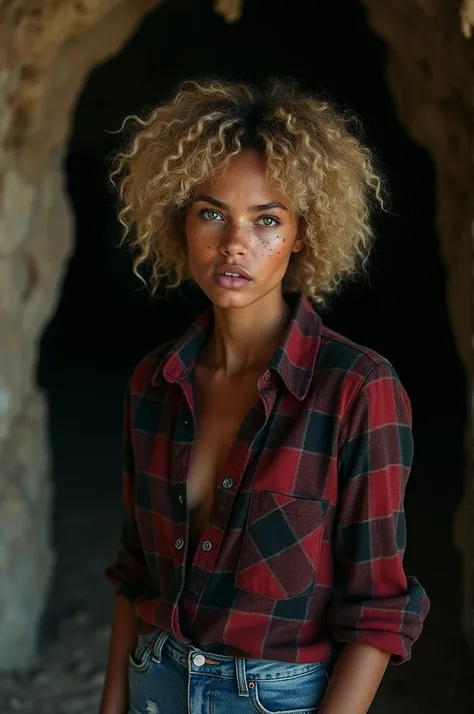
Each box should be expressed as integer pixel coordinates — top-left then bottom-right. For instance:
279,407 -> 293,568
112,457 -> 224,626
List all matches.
322,360 -> 430,713
319,643 -> 389,714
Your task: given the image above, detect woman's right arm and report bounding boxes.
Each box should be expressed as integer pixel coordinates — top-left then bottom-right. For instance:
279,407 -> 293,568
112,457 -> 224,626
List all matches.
101,379 -> 154,713
99,595 -> 137,714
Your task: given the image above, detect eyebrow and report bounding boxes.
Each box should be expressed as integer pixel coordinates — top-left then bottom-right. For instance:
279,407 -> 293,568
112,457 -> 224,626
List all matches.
193,195 -> 288,212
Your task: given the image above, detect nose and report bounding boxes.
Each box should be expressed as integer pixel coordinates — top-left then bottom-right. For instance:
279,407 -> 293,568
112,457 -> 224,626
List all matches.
219,221 -> 249,257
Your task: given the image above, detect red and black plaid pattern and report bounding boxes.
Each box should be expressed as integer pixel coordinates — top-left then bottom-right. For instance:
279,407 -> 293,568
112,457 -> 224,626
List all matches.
106,294 -> 429,665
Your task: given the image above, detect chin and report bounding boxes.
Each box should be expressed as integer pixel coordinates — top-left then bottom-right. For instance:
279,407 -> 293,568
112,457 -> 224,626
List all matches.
209,293 -> 251,309
204,283 -> 257,309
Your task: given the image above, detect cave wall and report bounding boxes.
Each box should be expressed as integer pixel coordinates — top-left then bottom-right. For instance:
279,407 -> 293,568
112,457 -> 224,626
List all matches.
0,0 -> 159,671
361,0 -> 474,643
0,0 -> 472,669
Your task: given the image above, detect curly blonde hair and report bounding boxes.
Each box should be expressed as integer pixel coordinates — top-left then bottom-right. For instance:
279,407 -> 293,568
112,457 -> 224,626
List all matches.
111,79 -> 384,304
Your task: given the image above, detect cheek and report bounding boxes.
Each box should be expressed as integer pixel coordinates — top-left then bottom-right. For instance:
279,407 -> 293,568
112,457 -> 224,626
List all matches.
256,234 -> 292,267
186,222 -> 213,262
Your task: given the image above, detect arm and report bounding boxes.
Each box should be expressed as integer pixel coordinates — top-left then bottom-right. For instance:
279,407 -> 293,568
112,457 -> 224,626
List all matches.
99,596 -> 137,714
101,385 -> 152,714
321,360 -> 430,714
319,643 -> 389,714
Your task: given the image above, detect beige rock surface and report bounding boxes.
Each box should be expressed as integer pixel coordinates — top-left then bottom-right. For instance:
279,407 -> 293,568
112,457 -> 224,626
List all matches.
0,0 -> 159,670
362,0 -> 474,649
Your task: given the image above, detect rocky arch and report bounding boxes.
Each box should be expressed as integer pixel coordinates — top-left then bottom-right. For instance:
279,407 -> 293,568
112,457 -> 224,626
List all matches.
0,0 -> 472,669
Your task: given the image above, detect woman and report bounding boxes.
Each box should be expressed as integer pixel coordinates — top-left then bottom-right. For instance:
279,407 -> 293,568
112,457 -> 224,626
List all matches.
100,80 -> 429,714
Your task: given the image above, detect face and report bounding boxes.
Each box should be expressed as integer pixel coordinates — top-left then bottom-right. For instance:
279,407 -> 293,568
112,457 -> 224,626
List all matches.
185,151 -> 303,309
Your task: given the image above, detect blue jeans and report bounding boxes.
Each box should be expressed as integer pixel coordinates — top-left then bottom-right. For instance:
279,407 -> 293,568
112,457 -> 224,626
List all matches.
128,630 -> 333,714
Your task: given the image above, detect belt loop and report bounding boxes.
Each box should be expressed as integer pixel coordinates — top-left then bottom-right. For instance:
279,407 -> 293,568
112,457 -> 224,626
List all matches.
152,631 -> 170,663
235,658 -> 249,697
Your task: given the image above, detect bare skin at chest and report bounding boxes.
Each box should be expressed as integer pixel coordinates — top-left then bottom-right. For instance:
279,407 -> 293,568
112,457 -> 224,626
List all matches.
186,365 -> 261,539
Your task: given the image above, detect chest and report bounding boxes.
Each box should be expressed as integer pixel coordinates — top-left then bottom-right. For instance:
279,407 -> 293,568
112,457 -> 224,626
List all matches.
131,369 -> 341,517
186,371 -> 260,513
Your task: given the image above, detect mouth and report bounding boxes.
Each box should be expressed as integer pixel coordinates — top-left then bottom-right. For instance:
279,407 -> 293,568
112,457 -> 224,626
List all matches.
213,264 -> 253,289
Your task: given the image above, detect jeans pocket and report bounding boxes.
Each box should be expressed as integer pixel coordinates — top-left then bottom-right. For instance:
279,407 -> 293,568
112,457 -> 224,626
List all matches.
250,664 -> 330,714
128,635 -> 153,673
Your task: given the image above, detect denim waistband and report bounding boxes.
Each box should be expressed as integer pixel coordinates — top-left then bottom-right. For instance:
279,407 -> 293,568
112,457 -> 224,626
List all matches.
139,629 -> 330,694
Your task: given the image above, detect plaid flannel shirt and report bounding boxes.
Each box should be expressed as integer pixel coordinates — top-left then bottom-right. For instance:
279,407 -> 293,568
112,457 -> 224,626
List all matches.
106,293 -> 429,664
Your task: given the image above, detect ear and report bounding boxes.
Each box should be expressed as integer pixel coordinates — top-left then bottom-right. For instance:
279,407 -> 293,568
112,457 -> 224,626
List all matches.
292,236 -> 304,254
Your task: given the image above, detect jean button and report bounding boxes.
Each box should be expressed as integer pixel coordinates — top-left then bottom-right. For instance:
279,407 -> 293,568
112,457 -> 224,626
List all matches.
193,654 -> 206,667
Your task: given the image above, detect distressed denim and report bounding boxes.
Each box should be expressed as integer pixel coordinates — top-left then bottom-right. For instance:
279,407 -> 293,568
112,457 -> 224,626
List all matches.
128,630 -> 333,714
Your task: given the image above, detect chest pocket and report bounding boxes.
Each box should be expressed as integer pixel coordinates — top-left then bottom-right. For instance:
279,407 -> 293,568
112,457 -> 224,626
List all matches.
235,489 -> 329,600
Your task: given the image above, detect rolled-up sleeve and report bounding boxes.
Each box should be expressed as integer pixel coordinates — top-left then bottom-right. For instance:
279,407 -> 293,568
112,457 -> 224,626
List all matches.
105,384 -> 151,603
327,359 -> 430,664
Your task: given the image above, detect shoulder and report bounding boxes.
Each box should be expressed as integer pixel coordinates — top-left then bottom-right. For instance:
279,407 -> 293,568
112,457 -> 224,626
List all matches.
128,338 -> 177,395
317,321 -> 399,385
312,320 -> 409,421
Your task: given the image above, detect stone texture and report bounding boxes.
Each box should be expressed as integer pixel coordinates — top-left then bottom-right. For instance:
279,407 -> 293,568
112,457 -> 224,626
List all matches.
361,0 -> 474,649
213,0 -> 243,24
0,0 -> 473,672
0,170 -> 35,254
461,0 -> 474,37
0,0 -> 159,671
362,0 -> 473,371
0,390 -> 52,670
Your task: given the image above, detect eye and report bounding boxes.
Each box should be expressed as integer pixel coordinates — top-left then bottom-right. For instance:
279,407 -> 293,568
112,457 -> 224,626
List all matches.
200,208 -> 223,222
257,215 -> 280,227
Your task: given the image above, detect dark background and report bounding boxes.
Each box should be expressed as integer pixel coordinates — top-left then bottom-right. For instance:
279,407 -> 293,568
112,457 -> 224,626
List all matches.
37,0 -> 469,707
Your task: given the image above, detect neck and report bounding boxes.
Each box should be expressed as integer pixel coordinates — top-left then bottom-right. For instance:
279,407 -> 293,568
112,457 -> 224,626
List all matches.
202,287 -> 291,376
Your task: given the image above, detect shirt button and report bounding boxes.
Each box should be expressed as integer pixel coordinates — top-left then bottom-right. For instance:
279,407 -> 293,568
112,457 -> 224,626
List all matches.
264,372 -> 271,381
202,540 -> 213,552
193,654 -> 206,667
178,495 -> 183,504
175,537 -> 185,550
222,478 -> 233,489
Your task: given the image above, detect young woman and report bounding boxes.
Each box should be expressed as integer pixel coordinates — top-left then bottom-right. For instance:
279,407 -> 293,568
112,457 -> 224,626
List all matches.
100,80 -> 429,714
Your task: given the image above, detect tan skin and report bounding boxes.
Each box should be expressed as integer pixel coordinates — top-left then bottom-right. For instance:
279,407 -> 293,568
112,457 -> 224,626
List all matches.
99,151 -> 389,714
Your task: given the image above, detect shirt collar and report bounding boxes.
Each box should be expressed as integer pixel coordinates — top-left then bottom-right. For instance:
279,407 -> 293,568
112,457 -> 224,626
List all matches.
154,294 -> 322,401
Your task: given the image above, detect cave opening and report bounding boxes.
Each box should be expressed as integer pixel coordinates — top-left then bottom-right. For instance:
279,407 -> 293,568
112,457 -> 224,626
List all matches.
36,0 -> 468,709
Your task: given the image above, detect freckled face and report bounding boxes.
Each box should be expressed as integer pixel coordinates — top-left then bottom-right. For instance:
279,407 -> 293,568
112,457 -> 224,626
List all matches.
185,151 -> 302,309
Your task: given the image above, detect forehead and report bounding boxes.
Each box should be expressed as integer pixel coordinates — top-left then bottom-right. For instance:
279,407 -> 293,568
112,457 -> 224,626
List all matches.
199,151 -> 288,203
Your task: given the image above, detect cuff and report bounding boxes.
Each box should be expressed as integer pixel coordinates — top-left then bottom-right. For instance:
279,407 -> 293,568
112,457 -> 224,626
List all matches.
327,576 -> 430,664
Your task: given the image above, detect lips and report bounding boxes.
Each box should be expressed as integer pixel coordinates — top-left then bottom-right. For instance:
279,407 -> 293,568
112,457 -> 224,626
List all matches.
213,263 -> 253,290
215,264 -> 252,281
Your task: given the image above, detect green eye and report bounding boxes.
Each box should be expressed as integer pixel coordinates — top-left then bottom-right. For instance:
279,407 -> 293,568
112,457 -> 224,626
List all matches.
258,216 -> 279,227
201,208 -> 222,221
